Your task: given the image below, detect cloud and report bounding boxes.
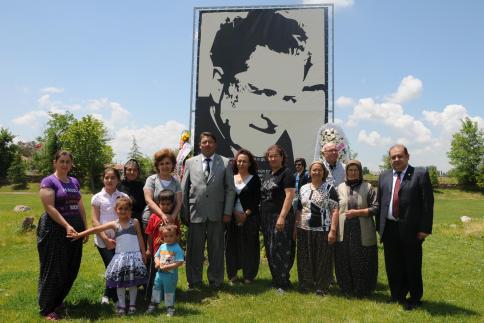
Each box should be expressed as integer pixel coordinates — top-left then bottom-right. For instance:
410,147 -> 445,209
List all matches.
86,98 -> 131,128
423,104 -> 484,133
387,75 -> 422,104
335,96 -> 354,107
12,110 -> 49,128
302,0 -> 354,8
41,87 -> 64,94
109,120 -> 187,161
346,76 -> 432,143
357,130 -> 391,146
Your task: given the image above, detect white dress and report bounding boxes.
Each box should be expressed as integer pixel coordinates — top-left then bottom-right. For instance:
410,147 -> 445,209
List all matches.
105,220 -> 147,288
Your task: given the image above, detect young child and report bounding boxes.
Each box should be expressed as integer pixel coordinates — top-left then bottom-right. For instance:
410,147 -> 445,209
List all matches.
145,190 -> 181,259
144,190 -> 181,301
146,224 -> 184,317
68,196 -> 147,315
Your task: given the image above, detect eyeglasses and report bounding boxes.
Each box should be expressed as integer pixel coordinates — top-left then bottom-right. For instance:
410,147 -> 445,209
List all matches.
324,149 -> 338,153
295,163 -> 303,166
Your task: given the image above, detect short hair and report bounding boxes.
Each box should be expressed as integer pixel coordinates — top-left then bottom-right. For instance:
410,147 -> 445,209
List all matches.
211,10 -> 308,87
161,224 -> 179,235
103,166 -> 121,181
158,189 -> 175,204
388,144 -> 409,156
54,150 -> 73,162
309,160 -> 329,182
232,148 -> 258,175
264,144 -> 287,166
294,158 -> 307,169
115,196 -> 133,210
154,148 -> 176,172
199,131 -> 217,143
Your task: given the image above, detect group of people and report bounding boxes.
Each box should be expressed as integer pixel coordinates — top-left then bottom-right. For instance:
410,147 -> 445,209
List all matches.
36,132 -> 434,320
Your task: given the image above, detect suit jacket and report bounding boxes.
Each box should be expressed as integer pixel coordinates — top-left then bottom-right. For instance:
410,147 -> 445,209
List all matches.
181,153 -> 236,223
376,165 -> 434,242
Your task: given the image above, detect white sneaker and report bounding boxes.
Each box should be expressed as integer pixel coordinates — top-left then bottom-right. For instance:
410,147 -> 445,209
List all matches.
101,296 -> 109,305
166,306 -> 175,317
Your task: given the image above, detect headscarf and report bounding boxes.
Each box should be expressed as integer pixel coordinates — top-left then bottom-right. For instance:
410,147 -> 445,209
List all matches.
123,159 -> 141,181
345,159 -> 363,188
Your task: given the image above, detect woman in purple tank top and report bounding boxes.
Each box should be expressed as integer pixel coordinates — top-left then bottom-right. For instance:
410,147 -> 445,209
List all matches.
37,150 -> 88,320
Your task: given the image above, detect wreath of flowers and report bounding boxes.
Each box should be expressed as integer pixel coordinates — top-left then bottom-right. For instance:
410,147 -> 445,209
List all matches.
314,123 -> 350,162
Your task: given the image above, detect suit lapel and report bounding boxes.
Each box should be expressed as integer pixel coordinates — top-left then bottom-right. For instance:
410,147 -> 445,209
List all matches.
400,165 -> 414,191
207,154 -> 220,183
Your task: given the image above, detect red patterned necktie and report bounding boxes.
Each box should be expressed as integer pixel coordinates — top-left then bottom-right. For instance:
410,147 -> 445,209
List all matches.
392,172 -> 402,218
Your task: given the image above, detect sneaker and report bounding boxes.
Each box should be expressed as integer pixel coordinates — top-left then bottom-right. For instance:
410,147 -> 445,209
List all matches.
116,306 -> 125,316
166,306 -> 175,317
146,303 -> 157,314
276,287 -> 285,294
128,305 -> 136,315
315,289 -> 326,296
101,296 -> 109,305
45,312 -> 62,321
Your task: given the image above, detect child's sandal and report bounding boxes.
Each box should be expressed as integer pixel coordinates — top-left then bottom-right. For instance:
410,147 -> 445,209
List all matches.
128,305 -> 136,315
116,306 -> 125,315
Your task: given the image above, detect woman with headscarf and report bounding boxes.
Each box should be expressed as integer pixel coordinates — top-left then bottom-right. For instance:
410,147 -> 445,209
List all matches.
118,159 -> 147,237
334,160 -> 378,297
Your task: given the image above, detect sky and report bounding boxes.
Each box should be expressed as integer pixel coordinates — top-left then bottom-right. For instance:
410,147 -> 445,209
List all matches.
1,0 -> 483,172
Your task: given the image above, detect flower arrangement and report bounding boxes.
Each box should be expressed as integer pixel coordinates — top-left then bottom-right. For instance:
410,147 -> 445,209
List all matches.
314,123 -> 350,162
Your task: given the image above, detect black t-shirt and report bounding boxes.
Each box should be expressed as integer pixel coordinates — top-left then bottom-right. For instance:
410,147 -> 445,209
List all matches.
260,167 -> 295,212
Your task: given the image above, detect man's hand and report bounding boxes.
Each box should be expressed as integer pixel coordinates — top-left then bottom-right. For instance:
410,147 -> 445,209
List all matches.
223,214 -> 232,224
417,232 -> 429,241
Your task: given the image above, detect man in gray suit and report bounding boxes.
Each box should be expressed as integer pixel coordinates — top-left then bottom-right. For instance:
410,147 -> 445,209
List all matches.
181,132 -> 236,289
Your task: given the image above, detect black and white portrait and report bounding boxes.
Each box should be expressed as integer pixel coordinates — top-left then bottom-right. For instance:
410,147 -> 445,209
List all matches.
194,8 -> 328,172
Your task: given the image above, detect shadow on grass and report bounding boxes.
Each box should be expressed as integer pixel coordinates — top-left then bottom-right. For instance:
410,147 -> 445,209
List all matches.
421,300 -> 479,317
177,278 -> 272,304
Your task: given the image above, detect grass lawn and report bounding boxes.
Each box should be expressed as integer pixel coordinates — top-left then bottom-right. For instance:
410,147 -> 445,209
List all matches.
0,187 -> 482,322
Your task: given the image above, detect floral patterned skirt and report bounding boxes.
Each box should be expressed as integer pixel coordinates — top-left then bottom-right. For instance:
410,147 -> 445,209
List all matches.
106,251 -> 147,288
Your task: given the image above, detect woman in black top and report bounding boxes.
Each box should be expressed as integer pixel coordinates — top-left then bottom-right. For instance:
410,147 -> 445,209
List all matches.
118,159 -> 147,240
226,149 -> 261,284
260,145 -> 296,292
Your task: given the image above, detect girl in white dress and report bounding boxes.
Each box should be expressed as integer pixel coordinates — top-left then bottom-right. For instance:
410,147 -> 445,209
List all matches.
68,197 -> 147,315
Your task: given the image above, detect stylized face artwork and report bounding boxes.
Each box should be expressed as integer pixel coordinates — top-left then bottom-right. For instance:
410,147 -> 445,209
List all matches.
217,46 -> 325,156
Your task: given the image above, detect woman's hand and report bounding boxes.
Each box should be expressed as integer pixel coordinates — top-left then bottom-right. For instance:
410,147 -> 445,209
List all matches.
105,238 -> 116,250
275,216 -> 285,232
146,249 -> 151,257
233,211 -> 246,225
344,209 -> 359,219
328,230 -> 336,245
65,225 -> 77,236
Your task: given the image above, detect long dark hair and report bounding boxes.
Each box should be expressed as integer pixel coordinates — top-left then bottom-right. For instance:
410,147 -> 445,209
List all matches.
232,149 -> 258,175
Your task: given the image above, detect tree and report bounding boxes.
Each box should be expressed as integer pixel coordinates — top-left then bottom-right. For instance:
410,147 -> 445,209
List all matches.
447,118 -> 484,187
379,154 -> 392,171
32,112 -> 75,176
128,136 -> 143,161
362,166 -> 370,175
7,152 -> 28,189
61,115 -> 113,192
426,165 -> 439,188
0,127 -> 17,181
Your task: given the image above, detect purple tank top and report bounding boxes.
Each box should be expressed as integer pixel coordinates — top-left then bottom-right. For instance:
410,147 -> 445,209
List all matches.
40,175 -> 81,217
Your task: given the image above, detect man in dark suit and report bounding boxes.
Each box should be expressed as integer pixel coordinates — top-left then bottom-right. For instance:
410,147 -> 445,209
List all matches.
376,144 -> 434,310
181,132 -> 236,289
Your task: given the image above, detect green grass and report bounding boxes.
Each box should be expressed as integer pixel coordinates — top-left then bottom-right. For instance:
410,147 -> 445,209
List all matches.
0,188 -> 482,322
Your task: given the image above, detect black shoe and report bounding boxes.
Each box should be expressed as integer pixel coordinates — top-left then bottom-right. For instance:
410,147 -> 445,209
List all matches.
404,300 -> 422,311
209,282 -> 222,290
188,283 -> 202,290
